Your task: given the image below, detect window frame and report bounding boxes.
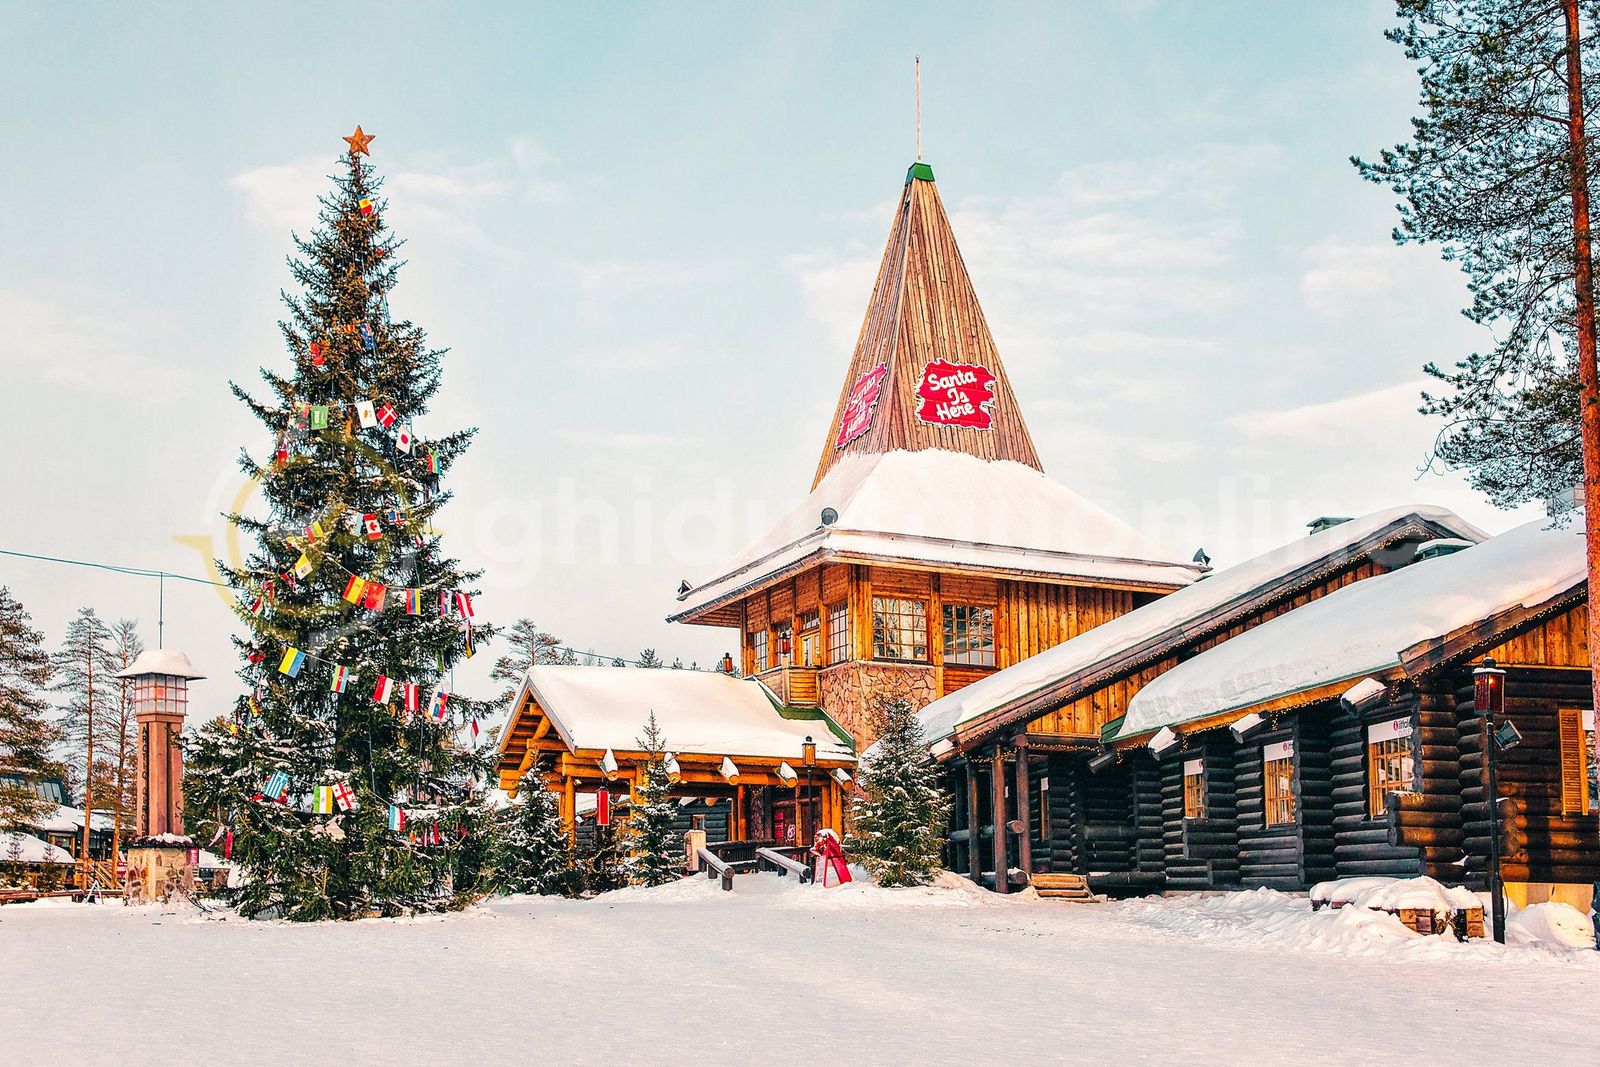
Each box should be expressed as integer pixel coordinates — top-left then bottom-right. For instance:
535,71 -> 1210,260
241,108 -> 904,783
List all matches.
825,602 -> 849,665
871,595 -> 929,663
1182,758 -> 1207,821
752,629 -> 769,673
1558,706 -> 1598,817
942,603 -> 997,667
1262,740 -> 1298,828
1365,717 -> 1417,819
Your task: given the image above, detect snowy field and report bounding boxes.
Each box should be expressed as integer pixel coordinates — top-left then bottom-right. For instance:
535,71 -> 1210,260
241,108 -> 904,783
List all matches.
2,875 -> 1596,1066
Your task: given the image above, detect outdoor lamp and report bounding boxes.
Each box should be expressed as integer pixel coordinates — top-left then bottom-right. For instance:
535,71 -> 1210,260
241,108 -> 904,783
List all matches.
802,735 -> 817,767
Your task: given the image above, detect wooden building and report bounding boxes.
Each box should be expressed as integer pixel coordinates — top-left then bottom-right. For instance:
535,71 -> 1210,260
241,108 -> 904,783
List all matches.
1106,513 -> 1597,909
670,161 -> 1201,750
496,666 -> 856,847
911,506 -> 1488,892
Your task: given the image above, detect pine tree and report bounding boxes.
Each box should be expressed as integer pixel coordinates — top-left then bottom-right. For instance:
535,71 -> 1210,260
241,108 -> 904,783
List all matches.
636,648 -> 663,669
495,765 -> 576,896
49,607 -> 113,804
103,619 -> 143,854
578,821 -> 628,894
490,618 -> 563,706
626,712 -> 681,886
0,588 -> 62,830
847,697 -> 949,887
182,131 -> 494,920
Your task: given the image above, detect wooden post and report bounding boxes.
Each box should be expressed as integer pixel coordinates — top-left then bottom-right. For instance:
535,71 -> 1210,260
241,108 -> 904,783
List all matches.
561,777 -> 576,845
965,759 -> 982,884
80,643 -> 95,890
1013,738 -> 1033,878
991,748 -> 1009,894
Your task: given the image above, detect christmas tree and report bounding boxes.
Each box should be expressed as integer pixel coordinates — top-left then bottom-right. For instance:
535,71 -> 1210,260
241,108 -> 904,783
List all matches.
0,587 -> 62,831
184,127 -> 494,920
578,821 -> 628,894
495,765 -> 577,896
625,712 -> 681,886
847,697 -> 949,887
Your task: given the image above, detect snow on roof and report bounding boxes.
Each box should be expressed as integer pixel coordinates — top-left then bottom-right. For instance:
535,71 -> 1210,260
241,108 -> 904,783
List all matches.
27,805 -> 115,834
913,505 -> 1486,752
115,647 -> 205,680
673,449 -> 1202,618
519,666 -> 855,762
1,832 -> 75,865
1120,512 -> 1584,738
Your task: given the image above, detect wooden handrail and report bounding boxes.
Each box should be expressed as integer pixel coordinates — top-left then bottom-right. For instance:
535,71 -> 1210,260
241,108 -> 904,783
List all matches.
755,847 -> 813,882
696,847 -> 735,891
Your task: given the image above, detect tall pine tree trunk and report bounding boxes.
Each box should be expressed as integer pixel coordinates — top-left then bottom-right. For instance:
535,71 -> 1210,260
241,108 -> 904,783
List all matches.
1562,0 -> 1600,949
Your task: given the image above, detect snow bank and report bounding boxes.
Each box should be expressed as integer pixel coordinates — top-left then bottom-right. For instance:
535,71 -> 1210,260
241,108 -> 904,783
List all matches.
0,831 -> 74,864
1309,876 -> 1397,907
1509,903 -> 1596,949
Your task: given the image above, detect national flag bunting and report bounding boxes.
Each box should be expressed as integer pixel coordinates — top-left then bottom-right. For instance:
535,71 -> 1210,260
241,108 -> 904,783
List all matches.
403,588 -> 421,615
246,595 -> 265,617
463,624 -> 476,659
402,682 -> 421,715
278,647 -> 305,677
304,520 -> 327,543
388,805 -> 406,832
427,689 -> 448,720
263,770 -> 290,803
358,197 -> 374,216
313,785 -> 334,814
332,781 -> 358,812
359,322 -> 376,351
329,664 -> 350,693
362,512 -> 383,540
362,582 -> 387,612
293,553 -> 314,579
372,675 -> 394,704
357,400 -> 378,428
396,429 -> 414,454
376,403 -> 397,428
342,576 -> 368,604
310,404 -> 329,431
310,340 -> 325,365
425,451 -> 440,475
293,402 -> 311,432
454,592 -> 475,620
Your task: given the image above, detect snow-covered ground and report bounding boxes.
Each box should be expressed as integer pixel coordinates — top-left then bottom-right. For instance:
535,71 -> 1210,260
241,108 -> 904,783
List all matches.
2,874 -> 1595,1065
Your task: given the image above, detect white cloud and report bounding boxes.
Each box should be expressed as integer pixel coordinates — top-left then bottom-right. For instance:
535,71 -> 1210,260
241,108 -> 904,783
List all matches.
1229,380 -> 1428,446
576,260 -> 707,293
0,288 -> 192,398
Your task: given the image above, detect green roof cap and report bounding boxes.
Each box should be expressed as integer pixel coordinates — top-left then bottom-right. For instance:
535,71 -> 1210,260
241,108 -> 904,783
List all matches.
906,161 -> 935,183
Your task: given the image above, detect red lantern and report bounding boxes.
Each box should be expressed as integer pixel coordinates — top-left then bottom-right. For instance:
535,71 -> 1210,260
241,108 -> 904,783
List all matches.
779,633 -> 792,656
1473,658 -> 1505,716
719,652 -> 734,674
595,788 -> 610,827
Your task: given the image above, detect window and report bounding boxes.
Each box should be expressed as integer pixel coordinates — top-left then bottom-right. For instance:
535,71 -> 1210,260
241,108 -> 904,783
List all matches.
826,602 -> 849,664
798,611 -> 820,666
1366,717 -> 1416,818
799,609 -> 820,633
1039,776 -> 1051,840
942,604 -> 996,666
1183,758 -> 1206,820
872,596 -> 928,662
1558,707 -> 1598,816
1262,740 -> 1297,827
752,630 -> 769,673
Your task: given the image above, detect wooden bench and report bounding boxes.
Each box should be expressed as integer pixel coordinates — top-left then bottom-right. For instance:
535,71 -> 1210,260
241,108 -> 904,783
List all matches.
1030,873 -> 1099,903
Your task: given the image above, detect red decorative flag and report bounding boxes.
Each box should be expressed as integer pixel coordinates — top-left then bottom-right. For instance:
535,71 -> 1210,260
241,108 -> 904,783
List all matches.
914,360 -> 998,430
835,363 -> 889,448
310,340 -> 325,365
332,780 -> 358,812
372,675 -> 394,704
454,592 -> 474,620
362,582 -> 388,612
362,513 -> 383,540
342,576 -> 368,604
402,682 -> 420,715
358,197 -> 375,217
376,403 -> 397,429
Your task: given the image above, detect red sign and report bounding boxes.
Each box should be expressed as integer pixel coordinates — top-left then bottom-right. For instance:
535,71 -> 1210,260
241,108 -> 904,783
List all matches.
835,363 -> 889,448
916,360 -> 997,429
595,788 -> 611,827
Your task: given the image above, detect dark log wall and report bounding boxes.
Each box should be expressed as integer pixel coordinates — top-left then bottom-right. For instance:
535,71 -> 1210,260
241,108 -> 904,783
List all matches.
1233,715 -> 1334,889
1158,737 -> 1240,890
671,803 -> 731,844
1456,666 -> 1600,887
1332,690 -> 1428,879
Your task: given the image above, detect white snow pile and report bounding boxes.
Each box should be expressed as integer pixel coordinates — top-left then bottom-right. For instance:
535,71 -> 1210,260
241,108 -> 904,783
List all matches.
1310,875 -> 1482,915
0,831 -> 75,865
1508,903 -> 1597,950
576,866 -> 1012,910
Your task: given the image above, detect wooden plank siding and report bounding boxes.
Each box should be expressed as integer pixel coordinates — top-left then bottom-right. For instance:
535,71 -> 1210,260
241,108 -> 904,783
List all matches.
1483,602 -> 1589,668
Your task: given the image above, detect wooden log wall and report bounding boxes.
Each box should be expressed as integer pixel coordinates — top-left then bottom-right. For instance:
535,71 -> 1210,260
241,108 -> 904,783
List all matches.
1455,666 -> 1600,887
1156,739 -> 1239,890
1332,689 -> 1422,879
670,803 -> 730,844
1234,716 -> 1334,890
1131,757 -> 1166,879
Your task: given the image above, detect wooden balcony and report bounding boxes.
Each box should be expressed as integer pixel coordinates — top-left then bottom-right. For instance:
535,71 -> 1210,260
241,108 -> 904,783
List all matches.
754,664 -> 820,707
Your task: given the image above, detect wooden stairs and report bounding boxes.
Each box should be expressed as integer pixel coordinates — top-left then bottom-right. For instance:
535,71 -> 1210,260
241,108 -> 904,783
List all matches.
1029,873 -> 1100,903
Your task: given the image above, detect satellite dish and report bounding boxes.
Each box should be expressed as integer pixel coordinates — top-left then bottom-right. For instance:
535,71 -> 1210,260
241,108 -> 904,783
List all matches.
820,507 -> 839,527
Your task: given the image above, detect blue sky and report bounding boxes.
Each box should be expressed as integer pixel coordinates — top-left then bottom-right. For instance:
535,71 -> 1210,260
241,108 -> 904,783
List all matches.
0,1 -> 1526,696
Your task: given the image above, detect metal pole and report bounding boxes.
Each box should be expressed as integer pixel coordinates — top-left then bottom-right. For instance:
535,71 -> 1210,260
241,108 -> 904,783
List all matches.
1485,706 -> 1505,943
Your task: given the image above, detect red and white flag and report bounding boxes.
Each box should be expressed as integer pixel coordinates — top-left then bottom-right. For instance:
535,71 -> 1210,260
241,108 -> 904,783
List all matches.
362,513 -> 383,540
454,592 -> 474,620
427,689 -> 448,720
376,404 -> 398,429
372,675 -> 394,704
396,429 -> 414,454
332,780 -> 358,812
402,682 -> 420,715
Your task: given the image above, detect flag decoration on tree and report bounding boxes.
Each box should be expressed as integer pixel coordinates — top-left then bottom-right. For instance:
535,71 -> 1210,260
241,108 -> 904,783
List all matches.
376,402 -> 397,428
329,664 -> 350,693
388,805 -> 406,832
359,322 -> 376,351
342,576 -> 368,604
278,647 -> 306,677
362,582 -> 387,612
310,404 -> 329,430
438,590 -> 451,618
313,785 -> 334,815
293,553 -> 314,580
396,428 -> 414,453
425,451 -> 440,475
310,340 -> 325,364
262,770 -> 290,803
357,400 -> 378,428
358,196 -> 375,216
454,592 -> 474,620
362,512 -> 383,540
402,682 -> 420,715
372,675 -> 395,705
332,781 -> 358,812
427,689 -> 448,721
403,588 -> 421,615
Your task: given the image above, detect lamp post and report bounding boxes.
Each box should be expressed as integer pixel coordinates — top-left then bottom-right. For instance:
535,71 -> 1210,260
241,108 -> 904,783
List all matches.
1473,657 -> 1508,944
802,735 -> 817,845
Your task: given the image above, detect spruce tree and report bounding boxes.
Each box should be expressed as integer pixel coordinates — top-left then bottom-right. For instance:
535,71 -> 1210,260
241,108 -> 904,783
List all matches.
182,129 -> 494,920
104,619 -> 143,854
636,648 -> 663,669
495,765 -> 576,896
626,712 -> 681,886
489,618 -> 563,705
578,821 -> 628,894
50,606 -> 113,803
0,588 -> 62,830
848,697 -> 949,887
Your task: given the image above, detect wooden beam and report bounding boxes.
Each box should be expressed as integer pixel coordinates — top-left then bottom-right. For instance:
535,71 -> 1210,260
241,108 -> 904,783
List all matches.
990,749 -> 1009,894
966,760 -> 982,883
1014,741 -> 1033,877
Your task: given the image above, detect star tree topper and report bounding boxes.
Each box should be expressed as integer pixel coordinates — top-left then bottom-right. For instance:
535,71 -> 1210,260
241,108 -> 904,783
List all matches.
344,125 -> 375,157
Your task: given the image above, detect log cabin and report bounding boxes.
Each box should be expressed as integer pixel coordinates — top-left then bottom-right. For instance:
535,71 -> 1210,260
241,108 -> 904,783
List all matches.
912,506 -> 1487,892
669,160 -> 1202,752
496,666 -> 856,848
1108,512 -> 1597,910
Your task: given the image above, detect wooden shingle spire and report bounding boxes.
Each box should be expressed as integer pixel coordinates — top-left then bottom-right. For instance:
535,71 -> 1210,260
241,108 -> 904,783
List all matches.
812,163 -> 1043,489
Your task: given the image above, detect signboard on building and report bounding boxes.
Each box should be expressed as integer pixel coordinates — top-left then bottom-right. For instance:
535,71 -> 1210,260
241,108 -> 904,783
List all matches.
915,359 -> 997,429
836,363 -> 889,448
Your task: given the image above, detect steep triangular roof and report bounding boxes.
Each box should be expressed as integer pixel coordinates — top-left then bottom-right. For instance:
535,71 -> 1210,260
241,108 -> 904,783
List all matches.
813,162 -> 1041,488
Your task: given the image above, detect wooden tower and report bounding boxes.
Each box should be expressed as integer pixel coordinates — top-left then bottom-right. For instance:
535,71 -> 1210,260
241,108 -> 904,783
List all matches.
672,162 -> 1201,748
